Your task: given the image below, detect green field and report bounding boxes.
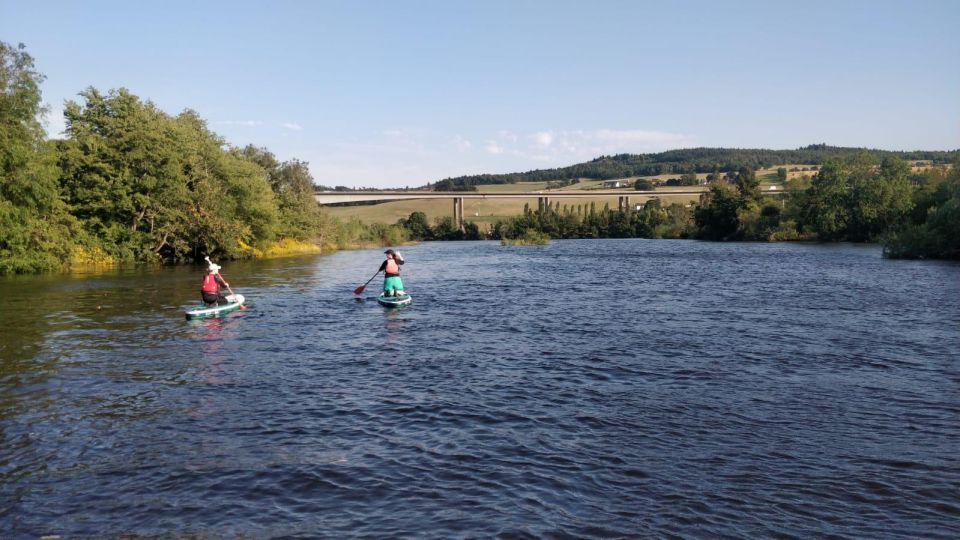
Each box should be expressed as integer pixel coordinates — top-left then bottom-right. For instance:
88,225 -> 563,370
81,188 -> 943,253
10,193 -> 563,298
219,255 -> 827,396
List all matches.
321,180 -> 707,226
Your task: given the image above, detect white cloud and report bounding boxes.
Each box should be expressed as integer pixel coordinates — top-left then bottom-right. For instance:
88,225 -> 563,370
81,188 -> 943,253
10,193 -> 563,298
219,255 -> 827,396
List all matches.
532,131 -> 554,147
485,141 -> 505,154
283,122 -> 303,131
307,127 -> 695,188
453,135 -> 472,152
591,129 -> 689,147
482,128 -> 694,162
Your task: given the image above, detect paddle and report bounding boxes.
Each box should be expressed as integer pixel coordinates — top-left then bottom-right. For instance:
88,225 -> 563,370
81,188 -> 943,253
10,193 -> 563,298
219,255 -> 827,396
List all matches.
354,271 -> 381,295
219,275 -> 247,309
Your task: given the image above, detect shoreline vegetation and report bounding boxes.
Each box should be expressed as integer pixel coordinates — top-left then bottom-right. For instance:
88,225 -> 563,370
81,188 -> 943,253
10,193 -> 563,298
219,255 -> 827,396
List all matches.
501,229 -> 551,246
2,42 -> 958,275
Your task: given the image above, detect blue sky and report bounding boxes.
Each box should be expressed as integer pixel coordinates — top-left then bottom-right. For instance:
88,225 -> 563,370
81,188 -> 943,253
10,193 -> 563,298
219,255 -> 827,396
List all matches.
3,0 -> 958,188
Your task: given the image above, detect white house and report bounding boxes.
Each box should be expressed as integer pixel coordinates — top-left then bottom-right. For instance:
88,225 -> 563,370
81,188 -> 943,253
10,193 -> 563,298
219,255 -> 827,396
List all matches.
602,180 -> 623,188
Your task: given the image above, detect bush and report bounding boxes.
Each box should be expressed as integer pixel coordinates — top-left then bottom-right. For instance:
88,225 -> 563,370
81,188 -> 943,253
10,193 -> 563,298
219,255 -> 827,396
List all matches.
501,229 -> 550,246
634,178 -> 655,191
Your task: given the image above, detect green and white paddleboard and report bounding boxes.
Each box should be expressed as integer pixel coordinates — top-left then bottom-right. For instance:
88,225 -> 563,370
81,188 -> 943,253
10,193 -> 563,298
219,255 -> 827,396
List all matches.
185,294 -> 245,320
377,293 -> 411,308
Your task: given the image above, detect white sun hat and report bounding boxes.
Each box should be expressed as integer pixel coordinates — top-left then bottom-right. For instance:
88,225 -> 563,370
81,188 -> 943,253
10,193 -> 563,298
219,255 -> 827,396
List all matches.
204,256 -> 221,273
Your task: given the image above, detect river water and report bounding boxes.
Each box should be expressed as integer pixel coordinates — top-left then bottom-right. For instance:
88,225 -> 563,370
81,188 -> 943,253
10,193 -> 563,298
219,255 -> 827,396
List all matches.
1,239 -> 958,538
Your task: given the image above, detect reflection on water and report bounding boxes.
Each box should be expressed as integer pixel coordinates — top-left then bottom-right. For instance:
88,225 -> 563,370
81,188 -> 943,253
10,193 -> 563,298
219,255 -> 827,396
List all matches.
2,241 -> 959,538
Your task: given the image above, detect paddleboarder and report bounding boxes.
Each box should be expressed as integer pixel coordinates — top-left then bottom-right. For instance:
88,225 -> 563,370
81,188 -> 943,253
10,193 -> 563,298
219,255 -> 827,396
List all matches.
378,249 -> 405,297
201,259 -> 231,306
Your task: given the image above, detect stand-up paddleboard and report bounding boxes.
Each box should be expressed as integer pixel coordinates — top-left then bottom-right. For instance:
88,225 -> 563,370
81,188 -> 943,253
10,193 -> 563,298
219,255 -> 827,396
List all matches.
185,294 -> 245,320
377,293 -> 411,308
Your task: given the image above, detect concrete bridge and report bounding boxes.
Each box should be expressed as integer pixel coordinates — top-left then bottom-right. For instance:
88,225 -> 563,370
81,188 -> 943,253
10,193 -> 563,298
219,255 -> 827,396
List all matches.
315,187 -> 783,228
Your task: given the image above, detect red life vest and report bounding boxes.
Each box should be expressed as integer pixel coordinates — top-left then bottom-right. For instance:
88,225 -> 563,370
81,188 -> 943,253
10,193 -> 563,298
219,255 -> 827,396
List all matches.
385,259 -> 400,275
201,273 -> 220,293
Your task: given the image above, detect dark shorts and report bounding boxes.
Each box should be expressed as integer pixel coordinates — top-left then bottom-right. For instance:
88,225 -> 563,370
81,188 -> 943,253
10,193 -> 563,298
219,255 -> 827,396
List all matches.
202,291 -> 228,305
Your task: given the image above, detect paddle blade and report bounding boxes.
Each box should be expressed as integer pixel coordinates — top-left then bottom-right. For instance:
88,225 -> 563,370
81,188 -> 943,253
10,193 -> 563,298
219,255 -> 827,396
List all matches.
353,285 -> 366,295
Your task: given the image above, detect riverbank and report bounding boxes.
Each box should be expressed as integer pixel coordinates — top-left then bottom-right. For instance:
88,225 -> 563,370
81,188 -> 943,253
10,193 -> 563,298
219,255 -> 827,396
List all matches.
54,236 -> 413,275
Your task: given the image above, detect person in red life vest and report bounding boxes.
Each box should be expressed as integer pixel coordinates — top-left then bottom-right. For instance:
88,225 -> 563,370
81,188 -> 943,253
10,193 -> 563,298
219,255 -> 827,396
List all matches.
378,249 -> 405,297
201,262 -> 231,306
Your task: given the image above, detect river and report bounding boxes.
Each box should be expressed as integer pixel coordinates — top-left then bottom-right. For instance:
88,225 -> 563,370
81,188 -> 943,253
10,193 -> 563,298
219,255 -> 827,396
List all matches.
2,239 -> 958,538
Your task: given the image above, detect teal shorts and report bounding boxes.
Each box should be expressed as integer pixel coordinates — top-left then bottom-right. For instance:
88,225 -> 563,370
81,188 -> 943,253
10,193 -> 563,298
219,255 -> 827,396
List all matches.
383,275 -> 404,292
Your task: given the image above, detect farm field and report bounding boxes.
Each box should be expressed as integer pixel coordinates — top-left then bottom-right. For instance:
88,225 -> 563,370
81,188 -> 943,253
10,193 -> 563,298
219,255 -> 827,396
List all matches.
321,179 -> 708,226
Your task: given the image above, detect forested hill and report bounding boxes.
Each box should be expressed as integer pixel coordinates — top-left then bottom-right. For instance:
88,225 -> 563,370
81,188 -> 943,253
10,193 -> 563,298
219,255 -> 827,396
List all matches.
432,145 -> 960,188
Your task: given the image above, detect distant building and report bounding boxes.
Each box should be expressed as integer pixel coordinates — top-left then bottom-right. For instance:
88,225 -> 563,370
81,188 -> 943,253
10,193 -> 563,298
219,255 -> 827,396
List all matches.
603,180 -> 623,188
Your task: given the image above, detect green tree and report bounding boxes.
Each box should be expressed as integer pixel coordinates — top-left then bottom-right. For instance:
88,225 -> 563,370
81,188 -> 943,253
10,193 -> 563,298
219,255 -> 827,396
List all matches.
58,89 -> 281,262
883,164 -> 960,259
431,216 -> 463,240
58,89 -> 194,260
463,221 -> 483,240
239,146 -> 325,241
800,159 -> 849,240
634,178 -> 655,190
847,157 -> 913,241
680,171 -> 699,186
799,155 -> 913,242
0,42 -> 77,273
398,211 -> 431,240
694,184 -> 742,240
734,167 -> 761,203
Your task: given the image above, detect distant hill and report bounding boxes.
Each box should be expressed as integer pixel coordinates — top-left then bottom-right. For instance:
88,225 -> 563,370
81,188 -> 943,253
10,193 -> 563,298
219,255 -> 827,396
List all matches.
430,144 -> 959,188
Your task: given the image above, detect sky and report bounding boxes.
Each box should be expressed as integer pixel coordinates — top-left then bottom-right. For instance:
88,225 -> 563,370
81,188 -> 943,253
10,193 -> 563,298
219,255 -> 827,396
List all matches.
3,0 -> 958,188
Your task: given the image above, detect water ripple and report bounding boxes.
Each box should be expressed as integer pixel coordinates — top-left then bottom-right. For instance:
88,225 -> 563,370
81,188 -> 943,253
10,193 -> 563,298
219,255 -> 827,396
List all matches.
1,241 -> 959,537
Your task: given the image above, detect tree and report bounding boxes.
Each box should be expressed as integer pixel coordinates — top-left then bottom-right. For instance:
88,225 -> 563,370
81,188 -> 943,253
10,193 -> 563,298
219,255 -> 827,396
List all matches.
883,164 -> 960,259
58,89 -> 193,259
463,221 -> 482,240
398,211 -> 431,240
798,155 -> 913,242
800,159 -> 849,240
694,184 -> 742,240
240,145 -> 319,241
847,157 -> 913,241
0,42 -> 77,273
734,167 -> 761,203
634,178 -> 655,190
431,216 -> 463,240
58,88 -> 281,262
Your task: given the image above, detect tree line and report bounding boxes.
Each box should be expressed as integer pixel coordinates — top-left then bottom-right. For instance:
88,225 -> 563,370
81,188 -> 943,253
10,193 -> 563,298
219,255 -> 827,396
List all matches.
434,145 -> 958,187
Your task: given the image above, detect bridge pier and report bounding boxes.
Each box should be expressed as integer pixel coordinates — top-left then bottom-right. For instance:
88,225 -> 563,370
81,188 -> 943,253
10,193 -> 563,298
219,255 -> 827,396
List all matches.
538,197 -> 550,213
453,197 -> 464,231
618,196 -> 631,211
